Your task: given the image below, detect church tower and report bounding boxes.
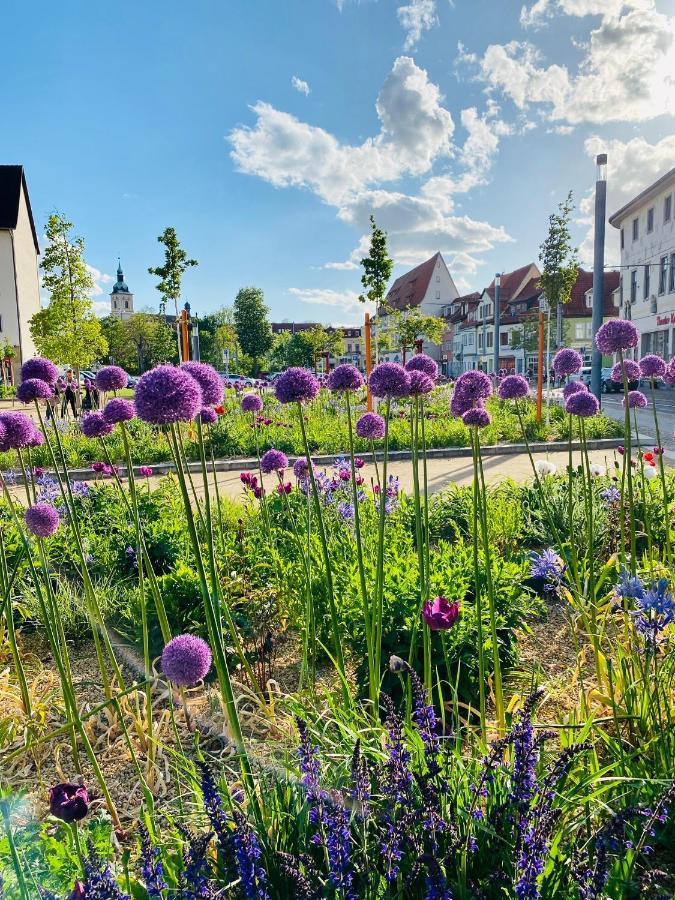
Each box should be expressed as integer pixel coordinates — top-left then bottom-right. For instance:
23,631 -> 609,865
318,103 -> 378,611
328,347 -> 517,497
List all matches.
110,259 -> 134,320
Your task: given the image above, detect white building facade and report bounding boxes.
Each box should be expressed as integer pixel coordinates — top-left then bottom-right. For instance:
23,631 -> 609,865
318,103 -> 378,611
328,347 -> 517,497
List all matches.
0,166 -> 41,383
609,167 -> 675,359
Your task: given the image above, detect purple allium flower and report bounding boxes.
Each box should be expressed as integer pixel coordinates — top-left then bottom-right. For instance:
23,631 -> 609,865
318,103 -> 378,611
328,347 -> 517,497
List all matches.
20,356 -> 59,385
103,398 -> 135,424
422,596 -> 459,631
565,391 -> 599,418
81,411 -> 114,438
161,634 -> 212,686
274,367 -> 320,404
530,548 -> 565,589
327,363 -> 363,392
355,411 -> 385,440
454,369 -> 493,402
462,406 -> 491,428
27,429 -> 45,448
241,392 -> 263,413
623,390 -> 648,409
180,361 -> 224,406
405,353 -> 438,380
595,319 -> 639,354
138,466 -> 153,477
552,347 -> 583,378
611,360 -> 641,383
199,407 -> 217,425
17,378 -> 53,403
25,503 -> 60,538
135,365 -> 203,424
368,362 -> 411,398
408,371 -> 435,395
0,412 -> 39,451
639,354 -> 666,379
49,782 -> 89,823
450,389 -> 475,417
260,448 -> 288,473
293,458 -> 312,479
664,358 -> 675,386
601,485 -> 621,504
95,365 -> 128,392
562,380 -> 588,399
498,374 -> 530,400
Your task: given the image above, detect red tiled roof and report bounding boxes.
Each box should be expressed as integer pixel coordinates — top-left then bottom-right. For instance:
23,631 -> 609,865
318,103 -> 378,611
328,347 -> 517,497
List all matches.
383,252 -> 441,312
561,269 -> 620,317
485,263 -> 540,302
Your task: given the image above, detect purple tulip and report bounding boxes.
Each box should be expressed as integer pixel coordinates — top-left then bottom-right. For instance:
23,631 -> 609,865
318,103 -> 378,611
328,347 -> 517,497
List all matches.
422,596 -> 460,631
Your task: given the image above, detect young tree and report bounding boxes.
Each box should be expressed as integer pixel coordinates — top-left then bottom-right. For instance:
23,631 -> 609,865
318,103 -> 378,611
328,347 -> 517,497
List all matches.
396,311 -> 444,358
233,287 -> 273,375
148,226 -> 198,327
538,192 -> 579,348
30,213 -> 108,391
359,215 -> 394,308
307,325 -> 343,370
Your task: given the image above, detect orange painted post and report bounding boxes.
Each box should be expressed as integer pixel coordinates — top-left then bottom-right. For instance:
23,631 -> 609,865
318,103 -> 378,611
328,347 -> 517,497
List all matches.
536,311 -> 544,422
181,309 -> 190,362
364,312 -> 373,411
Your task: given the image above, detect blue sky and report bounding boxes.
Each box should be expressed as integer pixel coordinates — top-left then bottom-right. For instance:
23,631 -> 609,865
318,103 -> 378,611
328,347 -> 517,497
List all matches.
2,0 -> 674,324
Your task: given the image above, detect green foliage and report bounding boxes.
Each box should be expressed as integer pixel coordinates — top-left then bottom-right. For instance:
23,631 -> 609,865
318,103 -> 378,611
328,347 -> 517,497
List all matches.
99,311 -> 178,372
538,191 -> 579,313
233,286 -> 273,374
359,214 -> 393,306
147,226 -> 198,316
396,310 -> 445,351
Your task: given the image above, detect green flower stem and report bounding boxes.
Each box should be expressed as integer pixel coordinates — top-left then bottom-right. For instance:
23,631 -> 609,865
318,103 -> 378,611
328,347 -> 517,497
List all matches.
579,418 -> 602,687
175,424 -> 206,529
1,800 -> 29,900
409,396 -> 431,696
296,402 -> 348,703
619,352 -> 638,573
373,396 -> 392,699
0,526 -> 32,720
469,430 -> 487,739
207,425 -> 228,557
649,378 -> 672,566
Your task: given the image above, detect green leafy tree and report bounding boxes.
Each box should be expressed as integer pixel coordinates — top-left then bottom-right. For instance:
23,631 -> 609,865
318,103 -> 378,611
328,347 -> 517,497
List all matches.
510,314 -> 570,354
125,313 -> 177,372
198,307 -> 240,369
359,215 -> 394,308
233,287 -> 273,375
396,311 -> 444,356
99,315 -> 127,366
538,192 -> 579,347
148,227 -> 198,320
308,325 -> 343,370
30,213 -> 108,387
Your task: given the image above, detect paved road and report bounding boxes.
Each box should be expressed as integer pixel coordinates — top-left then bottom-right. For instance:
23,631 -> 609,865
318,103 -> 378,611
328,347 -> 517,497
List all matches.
598,390 -> 675,463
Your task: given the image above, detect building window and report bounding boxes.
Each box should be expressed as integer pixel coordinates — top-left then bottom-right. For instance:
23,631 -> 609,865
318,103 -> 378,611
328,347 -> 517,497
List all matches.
647,207 -> 654,233
575,323 -> 584,340
619,275 -> 623,305
630,270 -> 637,303
478,333 -> 483,349
500,332 -> 508,347
435,290 -> 441,299
659,256 -> 668,294
665,194 -> 672,223
670,253 -> 675,292
124,300 -> 129,309
632,218 -> 639,241
487,332 -> 493,348
436,275 -> 440,282
620,228 -> 624,249
644,263 -> 650,299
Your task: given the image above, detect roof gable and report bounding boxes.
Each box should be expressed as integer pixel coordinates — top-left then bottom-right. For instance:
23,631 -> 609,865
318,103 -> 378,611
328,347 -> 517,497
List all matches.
0,165 -> 39,254
383,252 -> 442,312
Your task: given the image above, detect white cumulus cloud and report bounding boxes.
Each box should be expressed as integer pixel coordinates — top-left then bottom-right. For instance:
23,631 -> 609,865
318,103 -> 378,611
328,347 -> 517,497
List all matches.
287,287 -> 369,322
291,75 -> 310,96
398,0 -> 438,49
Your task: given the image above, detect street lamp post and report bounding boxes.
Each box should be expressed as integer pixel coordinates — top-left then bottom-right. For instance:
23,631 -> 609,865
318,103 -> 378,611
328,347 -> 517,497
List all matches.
591,153 -> 607,402
492,273 -> 501,375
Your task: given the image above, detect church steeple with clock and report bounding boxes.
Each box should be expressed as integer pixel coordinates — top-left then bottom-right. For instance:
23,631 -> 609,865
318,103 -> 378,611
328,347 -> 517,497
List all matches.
110,259 -> 134,320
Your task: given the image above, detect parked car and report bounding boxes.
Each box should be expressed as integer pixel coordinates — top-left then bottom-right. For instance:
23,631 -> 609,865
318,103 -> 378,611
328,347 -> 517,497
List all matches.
219,372 -> 255,387
568,367 -> 592,388
600,366 -> 638,394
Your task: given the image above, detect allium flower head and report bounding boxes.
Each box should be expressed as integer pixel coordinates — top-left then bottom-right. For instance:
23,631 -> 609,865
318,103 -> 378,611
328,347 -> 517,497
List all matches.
81,411 -> 114,438
199,407 -> 217,424
664,358 -> 675,386
595,319 -> 639,354
611,360 -> 641,383
462,405 -> 491,428
369,362 -> 410,398
355,412 -> 385,440
260,448 -> 288,473
20,357 -> 59,385
241,393 -> 263,413
405,353 -> 438,380
450,389 -> 475,417
274,367 -> 320,404
103,398 -> 135,424
422,596 -> 459,631
161,634 -> 212,686
562,380 -> 588,399
639,354 -> 666,379
95,365 -> 128,392
565,390 -> 599,418
25,503 -> 60,537
17,378 -> 53,403
180,361 -> 224,406
454,369 -> 492,402
498,374 -> 529,400
530,549 -> 565,589
48,782 -> 89,823
138,466 -> 153,477
623,390 -> 648,409
293,458 -> 313,479
408,371 -> 434,395
535,459 -> 557,477
135,365 -> 203,424
552,348 -> 583,378
0,412 -> 40,451
327,363 -> 363,392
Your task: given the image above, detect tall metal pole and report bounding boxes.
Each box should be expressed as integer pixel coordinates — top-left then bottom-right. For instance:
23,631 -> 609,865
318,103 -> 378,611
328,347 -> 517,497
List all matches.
591,153 -> 607,402
492,273 -> 501,375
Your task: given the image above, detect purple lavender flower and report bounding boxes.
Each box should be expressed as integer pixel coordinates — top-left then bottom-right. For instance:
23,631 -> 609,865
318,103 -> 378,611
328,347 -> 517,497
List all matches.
83,843 -> 130,899
179,827 -> 215,898
103,398 -> 135,424
552,348 -> 583,378
562,380 -> 588,399
350,740 -> 370,819
17,378 -> 53,403
198,762 -> 232,855
25,503 -> 60,538
20,357 -> 59,385
355,412 -> 385,440
623,390 -> 648,409
338,501 -> 355,520
611,359 -> 641,383
639,354 -> 666,379
530,549 -> 565,590
233,812 -> 269,899
260,448 -> 288,473
498,374 -> 530,400
95,365 -> 128,392
595,320 -> 639,354
0,412 -> 39,451
454,369 -> 493,403
135,365 -> 203,424
274,367 -> 320,404
327,363 -> 363,392
161,634 -> 212,686
565,391 -> 599,418
81,411 -> 114,438
199,407 -> 218,424
241,392 -> 263,413
368,362 -> 411,398
180,361 -> 224,406
322,800 -> 353,897
405,353 -> 438,380
139,823 -> 167,897
462,406 -> 491,428
408,371 -> 435,395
